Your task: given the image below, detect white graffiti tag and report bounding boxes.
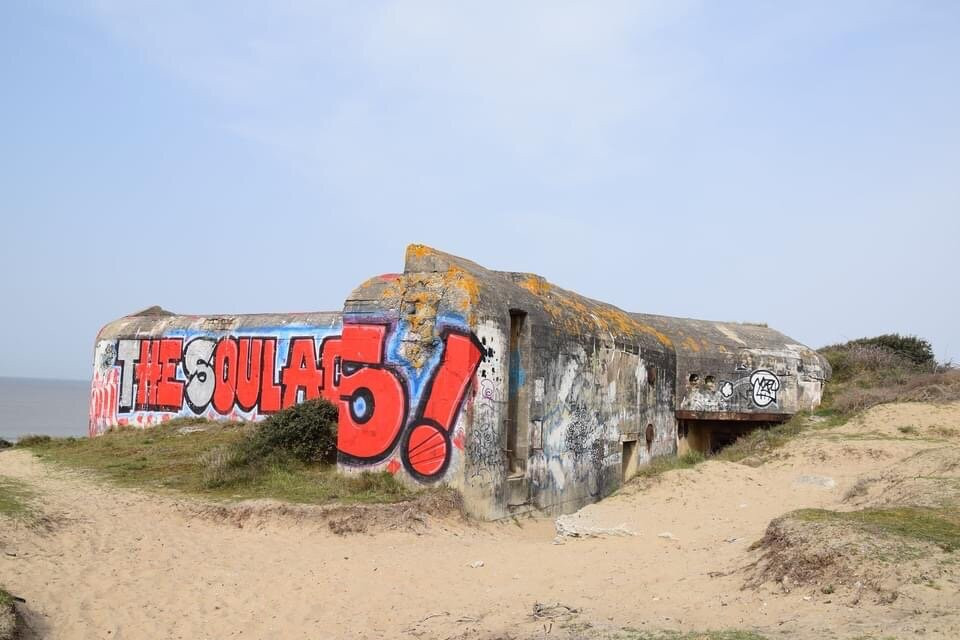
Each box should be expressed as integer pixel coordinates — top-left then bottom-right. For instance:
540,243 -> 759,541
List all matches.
182,338 -> 217,412
749,370 -> 780,407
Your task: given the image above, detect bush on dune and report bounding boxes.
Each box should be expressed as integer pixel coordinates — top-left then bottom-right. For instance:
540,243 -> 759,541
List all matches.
202,399 -> 339,489
818,334 -> 957,415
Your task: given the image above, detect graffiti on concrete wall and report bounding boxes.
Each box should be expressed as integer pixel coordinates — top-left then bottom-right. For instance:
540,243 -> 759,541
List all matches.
90,322 -> 484,481
466,379 -> 503,479
563,403 -> 595,460
748,369 -> 780,407
682,368 -> 783,411
400,328 -> 485,479
561,402 -> 612,497
717,368 -> 781,408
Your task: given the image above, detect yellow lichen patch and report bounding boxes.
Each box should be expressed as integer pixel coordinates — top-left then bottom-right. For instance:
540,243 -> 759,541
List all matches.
444,266 -> 480,311
521,282 -> 673,348
398,283 -> 441,370
588,305 -> 673,347
377,276 -> 404,304
683,336 -> 701,352
518,275 -> 551,297
348,274 -> 404,307
406,244 -> 432,259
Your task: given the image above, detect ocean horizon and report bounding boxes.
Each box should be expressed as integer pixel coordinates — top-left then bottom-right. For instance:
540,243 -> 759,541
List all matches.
0,376 -> 90,442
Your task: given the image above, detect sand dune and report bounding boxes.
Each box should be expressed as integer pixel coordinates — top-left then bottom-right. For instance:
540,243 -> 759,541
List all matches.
2,402 -> 959,639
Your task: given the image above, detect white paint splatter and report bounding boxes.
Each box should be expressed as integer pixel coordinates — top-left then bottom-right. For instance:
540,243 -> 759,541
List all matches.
558,360 -> 579,404
548,458 -> 566,490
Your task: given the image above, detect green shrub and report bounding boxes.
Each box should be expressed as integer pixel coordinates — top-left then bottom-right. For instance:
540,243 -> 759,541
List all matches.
239,398 -> 339,464
202,399 -> 339,489
820,344 -> 909,382
817,333 -> 957,415
820,334 -> 936,381
14,435 -> 52,447
852,334 -> 935,367
679,450 -> 705,466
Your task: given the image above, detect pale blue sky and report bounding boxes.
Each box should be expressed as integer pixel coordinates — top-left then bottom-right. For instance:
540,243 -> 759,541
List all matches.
2,1 -> 958,381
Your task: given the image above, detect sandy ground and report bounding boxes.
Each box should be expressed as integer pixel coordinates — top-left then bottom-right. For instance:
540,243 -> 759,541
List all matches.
2,402 -> 959,639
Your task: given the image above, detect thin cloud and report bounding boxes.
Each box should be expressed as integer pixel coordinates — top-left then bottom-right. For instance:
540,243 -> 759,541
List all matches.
87,1 -> 701,184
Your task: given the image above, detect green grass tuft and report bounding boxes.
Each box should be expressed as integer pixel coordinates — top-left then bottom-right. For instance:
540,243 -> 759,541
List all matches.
0,478 -> 33,519
562,623 -> 769,640
634,450 -> 705,480
19,420 -> 412,506
609,629 -> 770,640
14,434 -> 52,447
791,506 -> 960,552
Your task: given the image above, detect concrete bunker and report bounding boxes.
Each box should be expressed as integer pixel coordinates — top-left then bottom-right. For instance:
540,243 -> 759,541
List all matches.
90,245 -> 830,519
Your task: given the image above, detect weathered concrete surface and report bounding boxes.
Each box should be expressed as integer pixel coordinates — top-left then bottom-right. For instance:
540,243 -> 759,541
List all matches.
635,313 -> 830,417
89,245 -> 829,519
339,246 -> 677,519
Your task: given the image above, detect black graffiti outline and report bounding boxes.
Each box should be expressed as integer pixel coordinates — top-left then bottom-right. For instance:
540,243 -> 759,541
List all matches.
182,337 -> 217,414
131,337 -> 185,413
750,369 -> 780,407
564,402 -> 596,461
233,336 -> 283,414
278,335 -> 327,409
466,402 -> 501,478
332,322 -> 411,468
115,339 -> 139,414
401,327 -> 486,483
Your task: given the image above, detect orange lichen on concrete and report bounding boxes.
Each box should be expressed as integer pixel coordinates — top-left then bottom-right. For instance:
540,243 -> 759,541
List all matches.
445,266 -> 480,313
391,267 -> 480,369
406,244 -> 432,260
592,305 -> 673,347
397,281 -> 441,370
348,274 -> 405,306
517,278 -> 673,347
518,275 -> 551,297
683,336 -> 701,352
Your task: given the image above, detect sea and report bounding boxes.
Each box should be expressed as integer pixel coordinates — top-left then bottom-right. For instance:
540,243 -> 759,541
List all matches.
0,377 -> 90,443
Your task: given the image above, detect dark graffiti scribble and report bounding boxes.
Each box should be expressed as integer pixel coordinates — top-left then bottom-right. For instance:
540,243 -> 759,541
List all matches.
750,369 -> 780,407
467,403 -> 501,478
564,403 -> 595,460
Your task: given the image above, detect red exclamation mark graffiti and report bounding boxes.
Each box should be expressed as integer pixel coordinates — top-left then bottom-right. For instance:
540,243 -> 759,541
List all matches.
404,330 -> 484,479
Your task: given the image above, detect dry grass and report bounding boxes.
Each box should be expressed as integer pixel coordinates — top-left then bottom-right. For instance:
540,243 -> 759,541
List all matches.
18,422 -> 415,506
714,410 -> 848,464
792,506 -> 960,552
819,341 -> 959,415
828,370 -> 960,414
746,502 -> 960,602
0,477 -> 33,520
712,343 -> 959,466
746,509 -> 943,600
633,450 -> 706,480
0,588 -> 17,640
560,625 -> 770,640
